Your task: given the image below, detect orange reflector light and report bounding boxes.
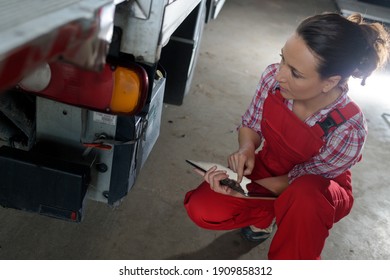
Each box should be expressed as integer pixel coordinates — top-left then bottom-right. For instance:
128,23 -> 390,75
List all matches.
19,61 -> 149,116
111,66 -> 145,114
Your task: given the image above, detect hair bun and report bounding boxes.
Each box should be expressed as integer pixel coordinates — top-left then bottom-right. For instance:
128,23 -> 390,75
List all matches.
348,13 -> 389,84
347,13 -> 363,24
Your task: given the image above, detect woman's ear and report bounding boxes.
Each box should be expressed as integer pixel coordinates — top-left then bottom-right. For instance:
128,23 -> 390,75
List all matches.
322,75 -> 342,93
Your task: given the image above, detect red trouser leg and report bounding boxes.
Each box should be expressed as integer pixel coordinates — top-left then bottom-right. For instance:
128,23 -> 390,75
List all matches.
268,174 -> 354,260
184,181 -> 275,230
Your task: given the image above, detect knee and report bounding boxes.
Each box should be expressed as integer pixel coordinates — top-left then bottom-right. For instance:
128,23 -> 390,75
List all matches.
184,189 -> 206,227
184,182 -> 242,230
273,175 -> 337,240
184,182 -> 219,229
288,175 -> 329,199
277,175 -> 331,212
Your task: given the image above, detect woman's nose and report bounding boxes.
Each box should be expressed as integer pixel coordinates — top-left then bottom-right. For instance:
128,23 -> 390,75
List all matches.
275,65 -> 287,83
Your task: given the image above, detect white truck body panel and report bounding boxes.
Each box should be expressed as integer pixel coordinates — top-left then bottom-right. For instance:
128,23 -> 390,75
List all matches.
0,0 -> 122,91
115,0 -> 201,64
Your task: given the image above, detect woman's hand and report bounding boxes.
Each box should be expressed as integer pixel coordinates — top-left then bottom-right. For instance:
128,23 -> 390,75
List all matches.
228,147 -> 255,183
228,126 -> 261,183
194,166 -> 245,197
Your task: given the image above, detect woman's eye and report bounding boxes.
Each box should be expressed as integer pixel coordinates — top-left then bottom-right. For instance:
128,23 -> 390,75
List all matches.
279,53 -> 301,78
291,70 -> 301,78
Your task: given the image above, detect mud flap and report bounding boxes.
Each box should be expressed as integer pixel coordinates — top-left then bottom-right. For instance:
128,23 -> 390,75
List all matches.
0,146 -> 90,222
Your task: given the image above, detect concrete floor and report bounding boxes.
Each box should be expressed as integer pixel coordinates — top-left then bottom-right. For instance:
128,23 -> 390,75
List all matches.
1,0 -> 390,260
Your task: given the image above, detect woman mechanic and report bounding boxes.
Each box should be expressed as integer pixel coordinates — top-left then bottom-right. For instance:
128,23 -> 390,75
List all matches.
184,13 -> 389,259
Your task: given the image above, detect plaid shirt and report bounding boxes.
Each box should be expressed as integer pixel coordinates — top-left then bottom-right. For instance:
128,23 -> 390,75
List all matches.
241,63 -> 368,182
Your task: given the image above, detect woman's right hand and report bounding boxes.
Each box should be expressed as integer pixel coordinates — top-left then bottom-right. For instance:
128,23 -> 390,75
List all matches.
228,147 -> 255,183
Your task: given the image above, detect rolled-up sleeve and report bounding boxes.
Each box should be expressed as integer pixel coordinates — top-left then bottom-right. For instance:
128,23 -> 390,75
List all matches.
240,64 -> 279,137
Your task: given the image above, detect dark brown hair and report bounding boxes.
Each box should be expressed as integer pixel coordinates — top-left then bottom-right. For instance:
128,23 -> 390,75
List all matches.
296,13 -> 389,85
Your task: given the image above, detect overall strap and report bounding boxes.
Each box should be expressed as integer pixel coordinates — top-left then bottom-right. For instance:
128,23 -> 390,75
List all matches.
312,102 -> 361,137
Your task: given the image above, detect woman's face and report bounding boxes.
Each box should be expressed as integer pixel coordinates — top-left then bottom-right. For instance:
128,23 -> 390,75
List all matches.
275,34 -> 332,101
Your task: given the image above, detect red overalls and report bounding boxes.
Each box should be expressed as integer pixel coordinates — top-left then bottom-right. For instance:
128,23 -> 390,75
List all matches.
184,89 -> 359,259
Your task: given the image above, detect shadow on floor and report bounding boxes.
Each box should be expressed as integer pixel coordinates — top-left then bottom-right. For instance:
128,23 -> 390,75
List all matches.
166,230 -> 265,260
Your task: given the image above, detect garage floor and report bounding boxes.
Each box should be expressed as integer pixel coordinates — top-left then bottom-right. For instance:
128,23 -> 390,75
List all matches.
1,0 -> 390,260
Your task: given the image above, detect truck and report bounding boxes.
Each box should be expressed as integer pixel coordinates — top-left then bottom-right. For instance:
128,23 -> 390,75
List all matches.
0,0 -> 225,222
